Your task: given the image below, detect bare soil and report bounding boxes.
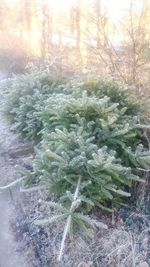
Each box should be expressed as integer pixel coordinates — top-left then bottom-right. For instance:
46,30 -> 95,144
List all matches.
0,116 -> 33,267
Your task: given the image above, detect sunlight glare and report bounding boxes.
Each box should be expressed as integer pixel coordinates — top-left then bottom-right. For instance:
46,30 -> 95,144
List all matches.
103,0 -> 143,21
50,0 -> 78,12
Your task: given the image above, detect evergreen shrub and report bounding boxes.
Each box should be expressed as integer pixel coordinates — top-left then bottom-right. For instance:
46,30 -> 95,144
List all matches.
4,73 -> 149,210
31,91 -> 149,211
4,70 -> 67,142
3,74 -> 150,260
82,80 -> 142,115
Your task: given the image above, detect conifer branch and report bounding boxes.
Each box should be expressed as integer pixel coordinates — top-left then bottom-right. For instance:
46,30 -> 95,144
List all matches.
0,177 -> 25,190
58,176 -> 81,262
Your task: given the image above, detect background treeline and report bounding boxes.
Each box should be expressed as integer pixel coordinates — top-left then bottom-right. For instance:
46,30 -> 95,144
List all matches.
0,0 -> 150,94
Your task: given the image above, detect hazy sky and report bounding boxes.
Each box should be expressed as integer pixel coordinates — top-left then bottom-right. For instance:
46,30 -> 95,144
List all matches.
49,0 -> 143,21
8,0 -> 143,21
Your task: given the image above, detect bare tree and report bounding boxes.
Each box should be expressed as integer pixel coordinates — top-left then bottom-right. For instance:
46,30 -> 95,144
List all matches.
41,0 -> 53,60
84,0 -> 150,90
125,0 -> 150,87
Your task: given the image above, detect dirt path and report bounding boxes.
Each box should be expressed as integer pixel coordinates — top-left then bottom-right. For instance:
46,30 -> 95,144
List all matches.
0,117 -> 29,267
0,191 -> 28,267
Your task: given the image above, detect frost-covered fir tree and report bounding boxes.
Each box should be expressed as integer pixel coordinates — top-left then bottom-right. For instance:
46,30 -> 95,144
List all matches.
2,78 -> 150,261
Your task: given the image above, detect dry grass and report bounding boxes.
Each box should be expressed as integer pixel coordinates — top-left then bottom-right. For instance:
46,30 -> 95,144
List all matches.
15,188 -> 150,267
